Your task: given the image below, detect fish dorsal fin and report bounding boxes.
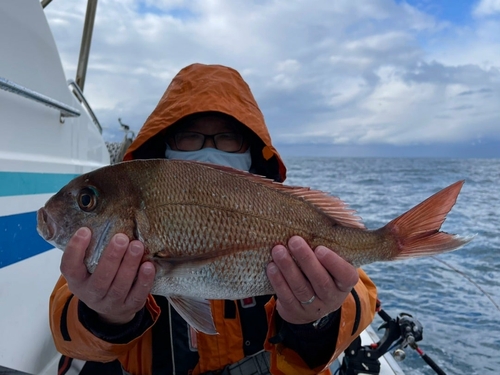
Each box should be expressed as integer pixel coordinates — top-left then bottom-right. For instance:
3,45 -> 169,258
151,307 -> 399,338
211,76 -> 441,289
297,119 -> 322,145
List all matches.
286,188 -> 364,229
175,160 -> 365,229
168,295 -> 217,335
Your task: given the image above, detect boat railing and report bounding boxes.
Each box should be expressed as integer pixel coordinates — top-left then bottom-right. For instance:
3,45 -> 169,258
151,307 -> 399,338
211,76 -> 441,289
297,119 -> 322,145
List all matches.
38,0 -> 102,134
67,79 -> 103,133
0,76 -> 80,119
41,0 -> 53,8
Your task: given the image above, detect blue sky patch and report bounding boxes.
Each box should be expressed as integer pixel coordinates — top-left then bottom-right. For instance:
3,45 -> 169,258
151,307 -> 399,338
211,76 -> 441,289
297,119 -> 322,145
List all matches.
136,1 -> 196,19
398,0 -> 475,25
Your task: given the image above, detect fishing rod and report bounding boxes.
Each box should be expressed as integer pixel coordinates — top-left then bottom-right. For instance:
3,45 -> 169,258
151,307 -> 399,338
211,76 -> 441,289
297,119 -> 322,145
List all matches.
336,301 -> 447,375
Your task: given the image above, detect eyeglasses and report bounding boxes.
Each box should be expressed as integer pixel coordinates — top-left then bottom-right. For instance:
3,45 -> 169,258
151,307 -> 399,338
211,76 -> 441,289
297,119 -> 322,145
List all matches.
173,131 -> 245,152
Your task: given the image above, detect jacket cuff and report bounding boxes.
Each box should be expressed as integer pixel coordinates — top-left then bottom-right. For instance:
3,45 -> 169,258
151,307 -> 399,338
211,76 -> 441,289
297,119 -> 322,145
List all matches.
78,301 -> 154,344
50,276 -> 161,362
285,309 -> 339,337
263,269 -> 378,375
264,297 -> 333,375
269,309 -> 340,369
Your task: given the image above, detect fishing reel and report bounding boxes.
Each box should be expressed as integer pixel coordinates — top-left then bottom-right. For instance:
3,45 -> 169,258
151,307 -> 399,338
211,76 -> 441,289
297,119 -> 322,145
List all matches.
390,312 -> 424,360
338,307 -> 446,375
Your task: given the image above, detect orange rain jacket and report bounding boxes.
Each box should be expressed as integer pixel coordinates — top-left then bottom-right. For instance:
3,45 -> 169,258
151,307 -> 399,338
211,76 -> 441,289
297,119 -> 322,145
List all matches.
50,63 -> 378,375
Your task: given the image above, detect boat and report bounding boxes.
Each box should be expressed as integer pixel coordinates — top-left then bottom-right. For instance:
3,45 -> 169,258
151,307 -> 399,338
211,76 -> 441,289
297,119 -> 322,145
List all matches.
0,0 -> 108,374
0,1 -> 408,374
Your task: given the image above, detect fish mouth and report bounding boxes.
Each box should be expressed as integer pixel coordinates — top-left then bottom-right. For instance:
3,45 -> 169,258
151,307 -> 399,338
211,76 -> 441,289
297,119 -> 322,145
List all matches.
36,207 -> 56,241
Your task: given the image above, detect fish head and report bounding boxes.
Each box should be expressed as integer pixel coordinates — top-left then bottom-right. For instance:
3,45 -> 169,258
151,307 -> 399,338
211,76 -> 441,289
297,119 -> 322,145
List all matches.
37,166 -> 141,273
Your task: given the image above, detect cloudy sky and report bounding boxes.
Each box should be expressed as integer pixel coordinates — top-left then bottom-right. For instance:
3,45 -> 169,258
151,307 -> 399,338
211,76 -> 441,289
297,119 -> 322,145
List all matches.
45,0 -> 500,157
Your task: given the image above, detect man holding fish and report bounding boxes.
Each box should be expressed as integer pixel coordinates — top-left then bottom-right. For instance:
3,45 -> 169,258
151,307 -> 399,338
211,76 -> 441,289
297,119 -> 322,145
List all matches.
46,63 -> 390,374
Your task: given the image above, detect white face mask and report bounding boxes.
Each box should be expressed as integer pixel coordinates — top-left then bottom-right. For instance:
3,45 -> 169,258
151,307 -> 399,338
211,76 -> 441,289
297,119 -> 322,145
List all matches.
165,145 -> 252,171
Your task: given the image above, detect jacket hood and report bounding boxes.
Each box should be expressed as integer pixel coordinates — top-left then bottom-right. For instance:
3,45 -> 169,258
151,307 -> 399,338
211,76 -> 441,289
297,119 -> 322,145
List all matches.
124,63 -> 286,181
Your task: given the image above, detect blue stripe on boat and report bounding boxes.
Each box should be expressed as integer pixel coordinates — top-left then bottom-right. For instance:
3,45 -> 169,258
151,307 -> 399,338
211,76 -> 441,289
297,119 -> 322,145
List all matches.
0,171 -> 80,267
0,211 -> 54,268
0,171 -> 78,197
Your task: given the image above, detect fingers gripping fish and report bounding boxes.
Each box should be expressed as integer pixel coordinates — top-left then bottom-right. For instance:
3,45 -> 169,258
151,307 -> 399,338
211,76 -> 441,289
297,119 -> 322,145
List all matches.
36,159 -> 472,334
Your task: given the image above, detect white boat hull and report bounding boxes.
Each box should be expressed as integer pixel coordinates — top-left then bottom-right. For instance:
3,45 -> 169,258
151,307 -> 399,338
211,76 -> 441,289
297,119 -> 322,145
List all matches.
0,1 -> 109,373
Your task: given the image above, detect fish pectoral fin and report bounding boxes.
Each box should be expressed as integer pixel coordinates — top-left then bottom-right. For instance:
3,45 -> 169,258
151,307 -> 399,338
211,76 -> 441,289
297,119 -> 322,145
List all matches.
153,251 -> 220,277
153,246 -> 254,278
133,209 -> 150,242
168,295 -> 218,335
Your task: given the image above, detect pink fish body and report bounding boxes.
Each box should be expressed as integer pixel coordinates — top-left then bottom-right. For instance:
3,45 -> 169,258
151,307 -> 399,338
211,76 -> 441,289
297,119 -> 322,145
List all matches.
37,159 -> 471,333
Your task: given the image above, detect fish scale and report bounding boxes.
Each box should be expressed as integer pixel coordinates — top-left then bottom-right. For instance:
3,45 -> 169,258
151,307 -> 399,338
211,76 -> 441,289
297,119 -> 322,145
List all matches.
37,159 -> 471,334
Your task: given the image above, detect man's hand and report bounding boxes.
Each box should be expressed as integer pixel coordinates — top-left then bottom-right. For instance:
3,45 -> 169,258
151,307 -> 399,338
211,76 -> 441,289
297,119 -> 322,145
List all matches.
266,236 -> 359,324
60,227 -> 156,325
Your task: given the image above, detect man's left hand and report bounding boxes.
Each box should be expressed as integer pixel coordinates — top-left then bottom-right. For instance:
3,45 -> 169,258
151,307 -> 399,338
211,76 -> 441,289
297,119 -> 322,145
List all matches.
266,236 -> 359,324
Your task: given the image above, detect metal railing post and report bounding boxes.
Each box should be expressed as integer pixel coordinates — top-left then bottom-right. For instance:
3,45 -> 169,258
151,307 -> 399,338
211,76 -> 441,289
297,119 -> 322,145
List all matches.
41,0 -> 53,8
75,0 -> 98,91
67,79 -> 102,133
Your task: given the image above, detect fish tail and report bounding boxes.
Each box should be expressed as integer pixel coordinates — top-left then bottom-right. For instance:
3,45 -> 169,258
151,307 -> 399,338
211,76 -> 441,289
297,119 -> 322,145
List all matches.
382,180 -> 472,260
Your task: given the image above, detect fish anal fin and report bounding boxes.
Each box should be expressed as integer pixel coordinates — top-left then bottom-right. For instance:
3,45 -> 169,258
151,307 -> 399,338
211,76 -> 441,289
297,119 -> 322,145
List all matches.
383,180 -> 472,259
168,296 -> 218,335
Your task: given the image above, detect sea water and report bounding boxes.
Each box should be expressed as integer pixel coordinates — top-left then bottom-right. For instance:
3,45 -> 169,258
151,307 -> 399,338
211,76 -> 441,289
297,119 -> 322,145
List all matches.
283,157 -> 500,375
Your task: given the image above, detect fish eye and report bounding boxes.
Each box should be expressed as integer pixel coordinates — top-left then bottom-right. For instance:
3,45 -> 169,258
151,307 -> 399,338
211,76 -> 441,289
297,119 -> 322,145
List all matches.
78,187 -> 98,212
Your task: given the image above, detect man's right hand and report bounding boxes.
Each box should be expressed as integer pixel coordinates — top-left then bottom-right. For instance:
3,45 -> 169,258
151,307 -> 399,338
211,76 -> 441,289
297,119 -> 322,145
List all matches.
60,227 -> 156,325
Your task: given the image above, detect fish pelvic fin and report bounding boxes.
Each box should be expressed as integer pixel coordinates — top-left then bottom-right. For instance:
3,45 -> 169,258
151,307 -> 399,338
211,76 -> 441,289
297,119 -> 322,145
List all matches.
168,296 -> 218,335
383,180 -> 473,260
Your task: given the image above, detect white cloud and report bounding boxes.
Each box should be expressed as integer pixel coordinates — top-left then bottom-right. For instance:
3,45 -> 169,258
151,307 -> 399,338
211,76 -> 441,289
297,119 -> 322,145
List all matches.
473,0 -> 500,17
44,0 -> 500,149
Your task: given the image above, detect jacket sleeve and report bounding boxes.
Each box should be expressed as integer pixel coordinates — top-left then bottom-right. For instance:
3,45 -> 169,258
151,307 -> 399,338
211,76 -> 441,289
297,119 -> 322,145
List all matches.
263,269 -> 377,375
49,275 -> 161,375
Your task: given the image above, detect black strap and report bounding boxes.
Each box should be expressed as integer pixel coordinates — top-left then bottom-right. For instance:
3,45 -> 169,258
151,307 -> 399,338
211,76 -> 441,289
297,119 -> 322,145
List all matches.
350,289 -> 361,335
238,295 -> 271,356
151,296 -> 174,374
60,294 -> 74,341
151,296 -> 200,375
